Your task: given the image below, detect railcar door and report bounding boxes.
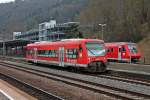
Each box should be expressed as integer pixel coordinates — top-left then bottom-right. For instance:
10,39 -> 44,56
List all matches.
59,47 -> 64,67
33,48 -> 37,63
118,46 -> 122,61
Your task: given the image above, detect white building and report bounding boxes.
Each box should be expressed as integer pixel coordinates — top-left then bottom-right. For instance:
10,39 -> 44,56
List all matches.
13,19 -> 79,41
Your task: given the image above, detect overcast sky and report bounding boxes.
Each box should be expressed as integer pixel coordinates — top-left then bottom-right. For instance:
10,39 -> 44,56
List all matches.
0,0 -> 15,3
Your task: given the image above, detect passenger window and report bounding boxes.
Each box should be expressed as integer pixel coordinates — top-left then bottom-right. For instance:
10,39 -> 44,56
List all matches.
30,50 -> 33,55
111,48 -> 113,52
38,50 -> 46,56
67,49 -> 78,59
27,49 -> 32,55
122,47 -> 126,52
49,50 -> 57,57
45,51 -> 49,56
38,50 -> 57,57
107,48 -> 110,52
79,45 -> 82,51
119,48 -> 121,52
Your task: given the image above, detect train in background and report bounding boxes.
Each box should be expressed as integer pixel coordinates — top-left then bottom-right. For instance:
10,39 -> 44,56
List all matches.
25,39 -> 107,73
105,42 -> 141,63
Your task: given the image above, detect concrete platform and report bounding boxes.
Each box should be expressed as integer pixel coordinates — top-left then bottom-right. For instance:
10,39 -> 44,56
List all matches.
0,79 -> 37,100
108,62 -> 150,74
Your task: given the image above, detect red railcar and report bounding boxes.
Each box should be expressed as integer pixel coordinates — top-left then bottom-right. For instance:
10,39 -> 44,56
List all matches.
105,42 -> 141,63
25,39 -> 107,72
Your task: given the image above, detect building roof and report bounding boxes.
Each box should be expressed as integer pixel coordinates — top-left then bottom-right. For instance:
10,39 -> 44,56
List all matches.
0,40 -> 36,47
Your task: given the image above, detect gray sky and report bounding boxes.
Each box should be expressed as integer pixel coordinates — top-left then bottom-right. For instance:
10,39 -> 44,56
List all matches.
0,0 -> 15,3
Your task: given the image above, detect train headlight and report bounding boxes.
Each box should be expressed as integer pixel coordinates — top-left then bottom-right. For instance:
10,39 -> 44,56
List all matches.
79,53 -> 82,58
123,53 -> 125,56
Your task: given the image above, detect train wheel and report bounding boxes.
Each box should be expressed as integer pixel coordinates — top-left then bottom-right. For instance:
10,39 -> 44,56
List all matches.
88,62 -> 106,73
69,67 -> 79,73
100,62 -> 107,72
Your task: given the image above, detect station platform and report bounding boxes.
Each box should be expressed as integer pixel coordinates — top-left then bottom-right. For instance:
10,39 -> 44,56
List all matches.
0,79 -> 37,100
108,62 -> 150,75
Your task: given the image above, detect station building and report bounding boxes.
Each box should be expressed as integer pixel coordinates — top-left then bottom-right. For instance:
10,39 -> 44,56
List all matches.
13,29 -> 39,41
13,20 -> 79,42
0,40 -> 35,57
0,20 -> 79,57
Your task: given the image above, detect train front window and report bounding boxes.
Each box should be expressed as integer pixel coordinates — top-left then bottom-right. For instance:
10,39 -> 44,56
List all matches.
86,42 -> 105,57
128,44 -> 138,54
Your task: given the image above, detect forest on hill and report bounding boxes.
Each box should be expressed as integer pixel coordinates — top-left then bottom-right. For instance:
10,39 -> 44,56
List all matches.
0,0 -> 88,40
76,0 -> 150,42
0,0 -> 150,43
138,35 -> 150,64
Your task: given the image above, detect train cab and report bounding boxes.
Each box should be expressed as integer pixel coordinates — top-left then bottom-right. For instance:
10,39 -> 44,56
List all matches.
83,41 -> 107,72
105,42 -> 141,63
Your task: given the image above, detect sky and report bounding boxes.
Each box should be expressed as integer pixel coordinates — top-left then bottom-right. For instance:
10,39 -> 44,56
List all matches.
0,0 -> 15,3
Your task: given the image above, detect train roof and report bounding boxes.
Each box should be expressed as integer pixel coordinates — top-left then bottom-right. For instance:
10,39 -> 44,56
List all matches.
60,38 -> 103,42
27,39 -> 104,47
105,42 -> 136,47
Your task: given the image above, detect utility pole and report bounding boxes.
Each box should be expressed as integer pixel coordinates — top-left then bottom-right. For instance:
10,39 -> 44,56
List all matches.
98,24 -> 106,40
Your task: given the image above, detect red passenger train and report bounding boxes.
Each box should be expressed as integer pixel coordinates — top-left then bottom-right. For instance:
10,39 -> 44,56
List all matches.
105,42 -> 141,63
25,39 -> 107,72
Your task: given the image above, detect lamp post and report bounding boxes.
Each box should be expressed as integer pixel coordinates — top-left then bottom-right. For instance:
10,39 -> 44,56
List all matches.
3,40 -> 5,56
98,24 -> 106,40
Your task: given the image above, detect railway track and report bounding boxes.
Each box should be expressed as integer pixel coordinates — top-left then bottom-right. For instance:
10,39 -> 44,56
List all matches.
0,61 -> 150,100
1,56 -> 150,81
0,72 -> 64,100
1,56 -> 150,66
104,69 -> 150,83
1,56 -> 150,85
97,74 -> 150,86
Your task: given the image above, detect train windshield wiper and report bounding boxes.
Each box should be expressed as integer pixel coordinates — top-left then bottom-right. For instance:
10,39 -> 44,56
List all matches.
87,48 -> 96,56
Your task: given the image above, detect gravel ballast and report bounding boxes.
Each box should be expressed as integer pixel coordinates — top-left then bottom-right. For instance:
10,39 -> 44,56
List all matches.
5,61 -> 150,96
0,63 -> 114,100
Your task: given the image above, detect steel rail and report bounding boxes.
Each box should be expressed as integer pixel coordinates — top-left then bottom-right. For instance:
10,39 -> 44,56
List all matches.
105,69 -> 150,83
96,74 -> 150,86
0,73 -> 64,100
1,56 -> 150,67
0,61 -> 150,100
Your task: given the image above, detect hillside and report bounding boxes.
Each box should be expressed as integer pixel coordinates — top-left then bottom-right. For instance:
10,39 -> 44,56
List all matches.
138,36 -> 150,64
0,0 -> 149,64
1,0 -> 150,43
76,0 -> 150,42
0,0 -> 88,40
